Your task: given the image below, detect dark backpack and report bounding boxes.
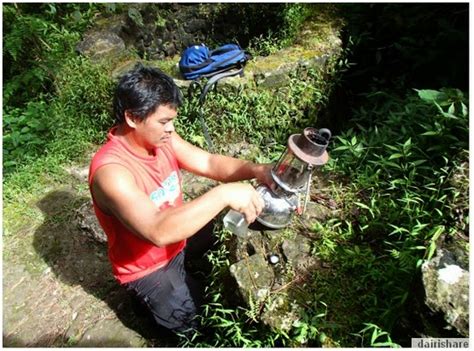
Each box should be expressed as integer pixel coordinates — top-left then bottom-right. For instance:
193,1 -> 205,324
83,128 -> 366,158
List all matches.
179,43 -> 249,80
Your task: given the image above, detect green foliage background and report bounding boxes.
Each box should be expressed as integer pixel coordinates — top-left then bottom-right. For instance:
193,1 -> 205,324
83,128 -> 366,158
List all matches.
3,3 -> 469,348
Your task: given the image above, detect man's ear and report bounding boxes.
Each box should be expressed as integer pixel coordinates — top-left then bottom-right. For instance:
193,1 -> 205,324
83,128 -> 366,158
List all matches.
124,111 -> 137,129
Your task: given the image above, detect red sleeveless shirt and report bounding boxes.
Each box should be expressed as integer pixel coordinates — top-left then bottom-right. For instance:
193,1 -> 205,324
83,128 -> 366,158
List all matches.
88,127 -> 186,284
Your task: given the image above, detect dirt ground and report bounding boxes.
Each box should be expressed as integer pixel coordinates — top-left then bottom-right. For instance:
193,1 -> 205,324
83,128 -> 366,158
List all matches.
2,181 -> 181,347
2,163 -> 220,347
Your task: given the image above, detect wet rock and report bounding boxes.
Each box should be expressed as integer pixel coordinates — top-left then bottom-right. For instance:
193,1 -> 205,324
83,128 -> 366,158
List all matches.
228,240 -> 305,332
214,71 -> 254,92
184,19 -> 207,32
76,201 -> 107,244
250,48 -> 336,90
282,236 -> 319,273
163,42 -> 177,57
111,60 -> 142,80
300,54 -> 330,70
76,3 -> 345,103
174,70 -> 250,94
261,297 -> 301,332
92,14 -> 128,40
302,201 -> 333,223
173,78 -> 192,90
229,253 -> 274,304
231,230 -> 267,262
76,31 -> 126,61
421,249 -> 469,336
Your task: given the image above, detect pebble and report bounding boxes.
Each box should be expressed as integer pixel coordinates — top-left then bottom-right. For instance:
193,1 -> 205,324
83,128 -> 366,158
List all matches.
268,254 -> 280,264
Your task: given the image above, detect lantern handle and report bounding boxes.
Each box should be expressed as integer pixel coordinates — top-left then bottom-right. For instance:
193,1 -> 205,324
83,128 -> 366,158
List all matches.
318,128 -> 332,141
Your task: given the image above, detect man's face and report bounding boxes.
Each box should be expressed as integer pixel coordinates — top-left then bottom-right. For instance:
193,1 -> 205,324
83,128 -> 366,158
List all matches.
134,104 -> 177,149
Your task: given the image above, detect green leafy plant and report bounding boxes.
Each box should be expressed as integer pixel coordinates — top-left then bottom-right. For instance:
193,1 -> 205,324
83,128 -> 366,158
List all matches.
318,87 -> 468,342
3,3 -> 101,107
356,323 -> 401,347
3,99 -> 51,172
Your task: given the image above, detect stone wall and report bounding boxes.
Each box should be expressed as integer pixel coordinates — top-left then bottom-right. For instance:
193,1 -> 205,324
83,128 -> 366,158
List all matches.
86,6 -> 344,111
77,4 -> 345,137
77,3 -> 289,61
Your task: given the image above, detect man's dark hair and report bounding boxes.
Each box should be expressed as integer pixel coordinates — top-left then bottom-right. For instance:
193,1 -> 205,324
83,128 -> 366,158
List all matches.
113,63 -> 183,124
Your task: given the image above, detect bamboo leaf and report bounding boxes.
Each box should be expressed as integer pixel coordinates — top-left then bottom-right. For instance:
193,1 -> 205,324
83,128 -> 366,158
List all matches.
383,161 -> 402,169
332,145 -> 350,152
427,241 -> 436,260
430,225 -> 444,242
421,131 -> 438,136
416,89 -> 443,102
461,102 -> 468,117
448,103 -> 455,114
384,144 -> 399,151
354,201 -> 371,211
388,153 -> 403,160
412,159 -> 427,166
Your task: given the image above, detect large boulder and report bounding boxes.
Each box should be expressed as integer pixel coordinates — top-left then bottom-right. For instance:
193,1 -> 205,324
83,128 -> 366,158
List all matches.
227,228 -> 326,333
421,249 -> 469,336
229,253 -> 275,307
282,236 -> 319,274
228,251 -> 303,332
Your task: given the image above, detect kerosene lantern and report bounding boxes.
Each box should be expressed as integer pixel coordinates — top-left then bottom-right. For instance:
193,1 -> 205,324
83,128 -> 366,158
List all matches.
223,127 -> 331,236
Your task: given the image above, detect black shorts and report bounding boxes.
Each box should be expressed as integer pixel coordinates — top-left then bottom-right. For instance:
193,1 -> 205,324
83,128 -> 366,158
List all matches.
123,221 -> 216,334
124,251 -> 201,334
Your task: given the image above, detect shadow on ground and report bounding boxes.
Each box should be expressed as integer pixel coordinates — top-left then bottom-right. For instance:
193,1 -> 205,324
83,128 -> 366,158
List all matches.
29,189 -> 179,347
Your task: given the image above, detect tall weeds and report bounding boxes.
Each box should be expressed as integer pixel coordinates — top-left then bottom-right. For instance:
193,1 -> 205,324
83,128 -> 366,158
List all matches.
318,87 -> 468,345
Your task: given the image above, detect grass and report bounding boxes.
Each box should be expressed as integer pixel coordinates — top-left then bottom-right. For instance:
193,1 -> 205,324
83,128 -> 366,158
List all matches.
175,85 -> 468,347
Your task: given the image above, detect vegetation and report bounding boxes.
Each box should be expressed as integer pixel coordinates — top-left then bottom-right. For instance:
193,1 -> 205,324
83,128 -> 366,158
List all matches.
3,3 -> 116,180
175,87 -> 468,348
3,2 -> 468,348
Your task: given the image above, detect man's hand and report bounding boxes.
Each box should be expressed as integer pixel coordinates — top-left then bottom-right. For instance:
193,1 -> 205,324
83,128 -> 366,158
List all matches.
252,163 -> 274,187
219,183 -> 265,224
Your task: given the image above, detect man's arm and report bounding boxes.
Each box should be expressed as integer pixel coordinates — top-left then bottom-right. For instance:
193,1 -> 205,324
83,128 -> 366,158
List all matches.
171,132 -> 273,185
91,163 -> 263,247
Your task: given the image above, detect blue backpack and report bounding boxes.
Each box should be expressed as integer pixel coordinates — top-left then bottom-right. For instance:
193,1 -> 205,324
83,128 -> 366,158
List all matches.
179,43 -> 249,80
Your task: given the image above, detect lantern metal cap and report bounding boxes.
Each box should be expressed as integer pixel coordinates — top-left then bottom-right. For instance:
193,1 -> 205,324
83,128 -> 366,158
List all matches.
288,127 -> 331,166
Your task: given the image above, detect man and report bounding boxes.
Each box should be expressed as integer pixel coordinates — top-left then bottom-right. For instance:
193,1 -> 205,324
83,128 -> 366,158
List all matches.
88,64 -> 270,335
